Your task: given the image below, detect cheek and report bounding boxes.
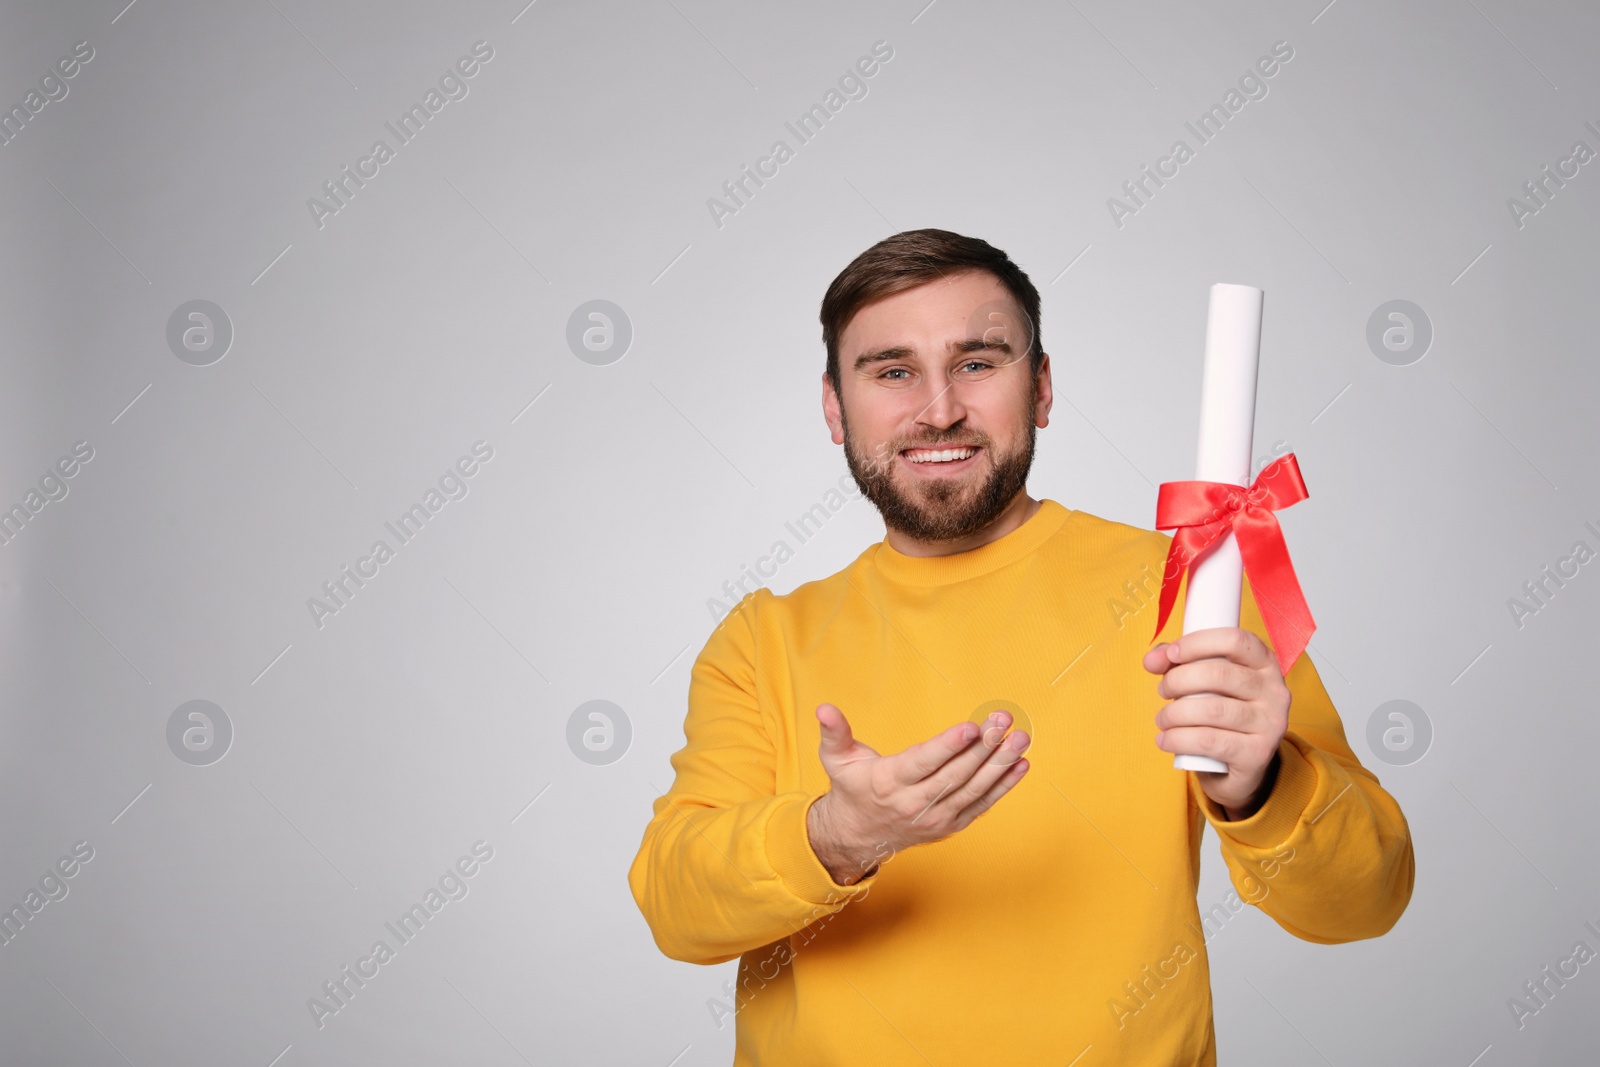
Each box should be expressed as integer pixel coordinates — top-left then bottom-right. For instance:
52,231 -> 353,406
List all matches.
970,386 -> 1033,434
850,407 -> 905,452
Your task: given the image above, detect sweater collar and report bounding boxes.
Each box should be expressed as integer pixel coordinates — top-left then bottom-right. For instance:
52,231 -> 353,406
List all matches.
867,499 -> 1073,586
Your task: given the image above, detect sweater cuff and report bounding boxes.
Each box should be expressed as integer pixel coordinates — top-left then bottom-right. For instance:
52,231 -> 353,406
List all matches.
764,792 -> 878,906
1190,734 -> 1319,850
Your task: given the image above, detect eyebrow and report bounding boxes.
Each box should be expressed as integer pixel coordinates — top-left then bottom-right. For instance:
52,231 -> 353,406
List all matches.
852,335 -> 1013,373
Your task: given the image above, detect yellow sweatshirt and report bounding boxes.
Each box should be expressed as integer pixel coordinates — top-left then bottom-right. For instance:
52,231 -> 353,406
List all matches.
628,499 -> 1414,1066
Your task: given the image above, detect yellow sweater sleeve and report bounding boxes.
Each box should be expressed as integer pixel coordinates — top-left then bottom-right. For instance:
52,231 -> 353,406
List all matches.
627,592 -> 877,966
1185,576 -> 1417,944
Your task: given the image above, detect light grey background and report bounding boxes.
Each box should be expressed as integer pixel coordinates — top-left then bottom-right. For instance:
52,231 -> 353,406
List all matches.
1,0 -> 1596,1064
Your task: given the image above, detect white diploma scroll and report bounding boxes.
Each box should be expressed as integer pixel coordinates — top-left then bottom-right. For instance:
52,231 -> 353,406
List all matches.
1173,283 -> 1263,775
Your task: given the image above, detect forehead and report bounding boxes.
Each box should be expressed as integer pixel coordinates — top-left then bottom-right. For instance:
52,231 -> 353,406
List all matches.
839,270 -> 1022,356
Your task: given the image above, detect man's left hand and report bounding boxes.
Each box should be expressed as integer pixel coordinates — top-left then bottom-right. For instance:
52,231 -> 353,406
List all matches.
1143,627 -> 1290,820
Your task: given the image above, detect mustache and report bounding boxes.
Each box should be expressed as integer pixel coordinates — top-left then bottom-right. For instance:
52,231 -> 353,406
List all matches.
897,434 -> 986,449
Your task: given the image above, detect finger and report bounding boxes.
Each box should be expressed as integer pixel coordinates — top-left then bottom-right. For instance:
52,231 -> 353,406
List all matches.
952,755 -> 1030,832
1154,695 -> 1249,732
891,718 -> 984,785
914,710 -> 1019,794
1157,657 -> 1261,701
912,714 -> 1027,818
927,726 -> 1031,819
1165,628 -> 1273,671
1155,725 -> 1240,764
1142,643 -> 1177,675
975,712 -> 1015,750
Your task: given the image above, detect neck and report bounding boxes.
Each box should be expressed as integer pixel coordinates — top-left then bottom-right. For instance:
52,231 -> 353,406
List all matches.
883,492 -> 1042,558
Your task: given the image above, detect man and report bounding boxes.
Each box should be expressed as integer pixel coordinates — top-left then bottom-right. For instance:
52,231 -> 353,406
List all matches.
628,229 -> 1414,1065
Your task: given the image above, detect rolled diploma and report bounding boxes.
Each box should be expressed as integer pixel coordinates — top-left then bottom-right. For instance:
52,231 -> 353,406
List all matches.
1173,283 -> 1262,774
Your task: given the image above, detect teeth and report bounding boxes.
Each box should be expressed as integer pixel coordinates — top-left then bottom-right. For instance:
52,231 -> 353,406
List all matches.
905,447 -> 977,464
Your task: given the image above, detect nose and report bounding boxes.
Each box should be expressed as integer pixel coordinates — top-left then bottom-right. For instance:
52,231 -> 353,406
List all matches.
910,369 -> 968,431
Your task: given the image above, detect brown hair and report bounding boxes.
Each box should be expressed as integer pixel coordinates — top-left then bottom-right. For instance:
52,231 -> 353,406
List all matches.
819,228 -> 1043,399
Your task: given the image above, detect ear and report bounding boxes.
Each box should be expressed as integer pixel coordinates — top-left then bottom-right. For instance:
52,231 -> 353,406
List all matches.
822,372 -> 845,445
1033,352 -> 1053,428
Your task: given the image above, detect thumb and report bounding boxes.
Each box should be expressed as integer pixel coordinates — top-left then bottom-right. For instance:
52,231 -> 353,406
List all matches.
817,704 -> 880,772
817,702 -> 853,746
816,703 -> 858,766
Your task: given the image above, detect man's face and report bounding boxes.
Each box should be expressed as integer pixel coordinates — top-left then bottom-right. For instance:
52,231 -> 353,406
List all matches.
823,269 -> 1052,544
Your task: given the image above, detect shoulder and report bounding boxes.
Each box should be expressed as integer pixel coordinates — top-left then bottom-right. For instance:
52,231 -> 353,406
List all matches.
1048,504 -> 1171,571
762,545 -> 875,619
704,543 -> 874,647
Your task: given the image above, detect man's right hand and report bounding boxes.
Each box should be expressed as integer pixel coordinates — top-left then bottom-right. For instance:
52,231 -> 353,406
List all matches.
805,702 -> 1031,886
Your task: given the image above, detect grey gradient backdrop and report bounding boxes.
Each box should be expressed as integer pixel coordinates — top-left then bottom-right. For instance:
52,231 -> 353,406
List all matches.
1,0 -> 1596,1064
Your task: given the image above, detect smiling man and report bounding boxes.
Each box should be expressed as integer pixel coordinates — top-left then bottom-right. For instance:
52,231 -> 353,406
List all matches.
629,229 -> 1414,1066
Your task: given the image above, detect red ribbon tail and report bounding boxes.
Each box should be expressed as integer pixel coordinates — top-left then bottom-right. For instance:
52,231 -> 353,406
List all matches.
1235,517 -> 1316,676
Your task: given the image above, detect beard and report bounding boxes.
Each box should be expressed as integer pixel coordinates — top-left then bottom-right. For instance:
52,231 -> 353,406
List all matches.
840,381 -> 1038,545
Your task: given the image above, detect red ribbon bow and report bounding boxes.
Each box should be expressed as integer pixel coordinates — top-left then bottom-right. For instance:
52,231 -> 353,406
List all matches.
1152,453 -> 1316,678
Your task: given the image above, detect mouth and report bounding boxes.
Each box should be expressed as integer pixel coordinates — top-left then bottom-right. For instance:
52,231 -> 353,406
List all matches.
899,445 -> 982,474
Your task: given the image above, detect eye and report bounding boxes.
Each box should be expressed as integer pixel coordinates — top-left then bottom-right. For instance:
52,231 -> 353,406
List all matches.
955,359 -> 1002,378
879,367 -> 910,380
